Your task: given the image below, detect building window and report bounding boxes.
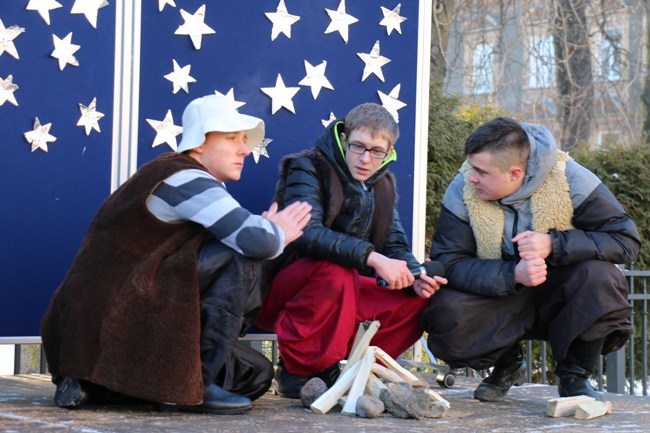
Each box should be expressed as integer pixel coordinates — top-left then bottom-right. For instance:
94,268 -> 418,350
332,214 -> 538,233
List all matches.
596,28 -> 622,81
597,131 -> 621,147
472,42 -> 494,94
528,36 -> 555,88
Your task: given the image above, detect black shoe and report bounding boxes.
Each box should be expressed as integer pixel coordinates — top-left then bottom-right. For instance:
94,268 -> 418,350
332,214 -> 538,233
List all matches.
556,363 -> 603,401
54,377 -> 89,408
181,384 -> 252,415
473,344 -> 527,402
272,360 -> 340,399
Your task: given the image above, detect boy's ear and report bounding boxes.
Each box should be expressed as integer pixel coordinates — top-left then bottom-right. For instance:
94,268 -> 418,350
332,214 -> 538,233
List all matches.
509,165 -> 524,181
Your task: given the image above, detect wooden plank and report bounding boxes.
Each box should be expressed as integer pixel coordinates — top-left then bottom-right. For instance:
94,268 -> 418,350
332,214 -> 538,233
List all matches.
371,363 -> 405,383
423,388 -> 451,410
575,401 -> 613,420
546,396 -> 596,417
375,347 -> 420,382
341,346 -> 377,416
310,361 -> 361,414
341,320 -> 380,376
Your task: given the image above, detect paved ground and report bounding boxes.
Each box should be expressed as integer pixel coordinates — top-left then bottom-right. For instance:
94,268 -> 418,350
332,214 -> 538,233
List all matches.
1,373 -> 650,433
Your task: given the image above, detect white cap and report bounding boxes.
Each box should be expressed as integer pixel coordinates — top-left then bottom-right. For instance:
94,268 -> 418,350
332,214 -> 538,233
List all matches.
177,94 -> 265,153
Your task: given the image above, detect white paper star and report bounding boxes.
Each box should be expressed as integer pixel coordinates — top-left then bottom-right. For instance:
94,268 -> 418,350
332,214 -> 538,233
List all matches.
26,0 -> 63,26
0,75 -> 19,106
252,138 -> 272,163
357,40 -> 391,82
0,19 -> 25,60
146,109 -> 183,150
378,83 -> 406,123
158,0 -> 176,12
265,0 -> 300,41
321,112 -> 337,127
77,97 -> 104,135
214,88 -> 246,109
175,5 -> 215,50
71,0 -> 108,29
299,60 -> 334,100
324,0 -> 358,44
379,4 -> 407,35
261,74 -> 300,115
51,32 -> 80,70
24,117 -> 56,152
164,59 -> 196,94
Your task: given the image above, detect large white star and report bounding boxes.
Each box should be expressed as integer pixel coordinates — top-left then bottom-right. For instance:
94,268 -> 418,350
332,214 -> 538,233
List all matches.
158,0 -> 176,12
321,112 -> 337,128
0,75 -> 19,106
261,74 -> 300,115
0,19 -> 25,60
51,32 -> 80,70
379,4 -> 407,35
265,0 -> 300,41
252,138 -> 272,164
77,97 -> 104,135
164,59 -> 196,94
24,117 -> 56,152
71,0 -> 108,29
214,88 -> 246,110
324,0 -> 358,44
378,83 -> 406,123
299,60 -> 334,99
146,109 -> 183,151
175,5 -> 215,50
357,40 -> 391,82
26,0 -> 63,26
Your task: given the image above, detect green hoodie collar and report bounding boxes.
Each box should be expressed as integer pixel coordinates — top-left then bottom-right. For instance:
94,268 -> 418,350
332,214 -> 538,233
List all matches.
333,121 -> 398,171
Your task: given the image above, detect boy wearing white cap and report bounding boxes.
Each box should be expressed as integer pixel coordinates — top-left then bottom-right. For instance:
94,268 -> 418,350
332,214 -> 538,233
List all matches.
41,95 -> 311,414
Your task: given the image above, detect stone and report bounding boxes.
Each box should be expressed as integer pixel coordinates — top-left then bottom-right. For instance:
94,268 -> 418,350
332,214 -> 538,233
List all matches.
356,395 -> 385,418
380,382 -> 448,419
300,377 -> 328,408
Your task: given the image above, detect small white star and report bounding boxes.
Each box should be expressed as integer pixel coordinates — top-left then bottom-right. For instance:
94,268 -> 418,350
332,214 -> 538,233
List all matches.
0,19 -> 25,60
164,59 -> 196,94
26,0 -> 63,26
265,0 -> 300,41
357,40 -> 391,82
252,138 -> 272,164
51,32 -> 80,70
77,97 -> 104,135
377,83 -> 406,123
261,74 -> 300,115
146,109 -> 183,151
71,0 -> 108,29
24,117 -> 56,152
324,0 -> 358,44
321,112 -> 337,128
0,75 -> 19,106
379,4 -> 407,35
175,4 -> 215,50
158,0 -> 176,12
214,88 -> 246,110
299,60 -> 334,99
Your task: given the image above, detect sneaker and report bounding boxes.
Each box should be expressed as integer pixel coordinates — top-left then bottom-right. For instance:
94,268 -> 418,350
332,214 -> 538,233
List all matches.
473,344 -> 527,402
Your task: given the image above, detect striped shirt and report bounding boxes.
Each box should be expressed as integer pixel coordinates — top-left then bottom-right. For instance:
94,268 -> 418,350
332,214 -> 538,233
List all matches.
146,169 -> 284,259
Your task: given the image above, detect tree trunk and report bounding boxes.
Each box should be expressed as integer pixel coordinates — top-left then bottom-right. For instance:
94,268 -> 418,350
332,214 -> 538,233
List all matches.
552,0 -> 594,151
430,0 -> 456,88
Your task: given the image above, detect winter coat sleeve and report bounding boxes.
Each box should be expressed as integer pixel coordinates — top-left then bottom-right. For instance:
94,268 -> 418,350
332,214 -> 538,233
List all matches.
281,157 -> 375,270
380,207 -> 421,270
430,206 -> 520,297
548,182 -> 640,266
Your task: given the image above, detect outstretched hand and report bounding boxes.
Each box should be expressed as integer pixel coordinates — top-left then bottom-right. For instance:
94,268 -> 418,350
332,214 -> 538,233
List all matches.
263,201 -> 312,246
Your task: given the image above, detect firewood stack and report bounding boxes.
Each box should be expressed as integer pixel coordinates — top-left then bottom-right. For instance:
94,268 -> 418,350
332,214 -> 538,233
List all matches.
306,320 -> 450,419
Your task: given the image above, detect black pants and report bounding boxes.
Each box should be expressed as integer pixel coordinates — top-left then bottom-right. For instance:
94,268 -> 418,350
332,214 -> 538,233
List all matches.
422,260 -> 633,370
197,239 -> 273,400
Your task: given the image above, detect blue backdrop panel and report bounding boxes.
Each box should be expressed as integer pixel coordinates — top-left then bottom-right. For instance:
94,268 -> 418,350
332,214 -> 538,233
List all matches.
1,1 -> 424,337
1,3 -> 115,336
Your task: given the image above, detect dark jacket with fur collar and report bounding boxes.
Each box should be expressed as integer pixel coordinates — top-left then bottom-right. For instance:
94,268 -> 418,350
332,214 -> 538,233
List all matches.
271,120 -> 419,277
41,153 -> 210,405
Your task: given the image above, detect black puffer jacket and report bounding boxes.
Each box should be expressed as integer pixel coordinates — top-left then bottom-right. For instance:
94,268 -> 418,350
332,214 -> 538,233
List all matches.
273,120 -> 419,276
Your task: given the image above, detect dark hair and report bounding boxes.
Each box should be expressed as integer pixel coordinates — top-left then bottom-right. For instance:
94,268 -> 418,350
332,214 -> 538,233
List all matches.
464,117 -> 530,168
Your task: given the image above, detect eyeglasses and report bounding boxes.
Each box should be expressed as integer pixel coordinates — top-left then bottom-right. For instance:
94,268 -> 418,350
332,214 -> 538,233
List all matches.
346,142 -> 389,160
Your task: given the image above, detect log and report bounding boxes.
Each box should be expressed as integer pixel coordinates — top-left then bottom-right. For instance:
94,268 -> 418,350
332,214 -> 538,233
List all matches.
341,320 -> 380,376
310,361 -> 361,414
341,346 -> 377,416
375,347 -> 420,382
546,395 -> 596,417
371,363 -> 406,383
575,400 -> 613,420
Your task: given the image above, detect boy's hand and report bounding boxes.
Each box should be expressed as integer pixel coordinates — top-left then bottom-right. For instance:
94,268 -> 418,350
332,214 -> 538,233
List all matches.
263,201 -> 312,246
367,252 -> 414,290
